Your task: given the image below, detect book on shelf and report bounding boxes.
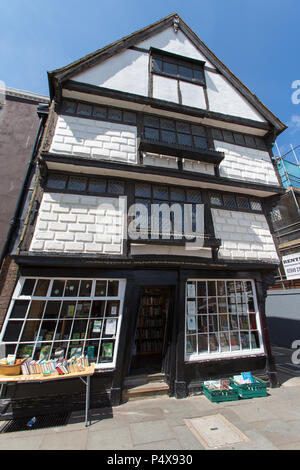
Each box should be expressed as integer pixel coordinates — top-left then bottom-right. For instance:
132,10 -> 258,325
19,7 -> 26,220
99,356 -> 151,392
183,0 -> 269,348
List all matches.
101,342 -> 113,358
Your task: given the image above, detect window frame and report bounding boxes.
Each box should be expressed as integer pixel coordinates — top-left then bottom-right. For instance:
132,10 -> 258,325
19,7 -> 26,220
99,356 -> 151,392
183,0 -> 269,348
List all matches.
151,48 -> 206,86
133,183 -> 203,239
0,277 -> 127,370
184,278 -> 264,362
143,114 -> 209,151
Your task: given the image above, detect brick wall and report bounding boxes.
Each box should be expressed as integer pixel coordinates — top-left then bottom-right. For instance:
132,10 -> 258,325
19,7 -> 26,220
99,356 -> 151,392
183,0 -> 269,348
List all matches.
30,192 -> 124,255
0,257 -> 19,328
211,208 -> 279,262
214,140 -> 279,186
49,115 -> 137,164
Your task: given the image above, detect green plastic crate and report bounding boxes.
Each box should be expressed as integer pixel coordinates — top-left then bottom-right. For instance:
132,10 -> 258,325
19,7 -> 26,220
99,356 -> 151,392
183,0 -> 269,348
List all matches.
230,376 -> 268,399
202,383 -> 239,403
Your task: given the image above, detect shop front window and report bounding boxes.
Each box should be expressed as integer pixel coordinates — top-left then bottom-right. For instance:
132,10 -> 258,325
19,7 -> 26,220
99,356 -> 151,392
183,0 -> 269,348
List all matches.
0,278 -> 126,369
185,279 -> 263,361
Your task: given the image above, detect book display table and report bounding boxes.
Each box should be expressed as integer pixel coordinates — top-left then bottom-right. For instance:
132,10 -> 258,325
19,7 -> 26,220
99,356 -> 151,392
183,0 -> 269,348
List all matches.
0,363 -> 95,427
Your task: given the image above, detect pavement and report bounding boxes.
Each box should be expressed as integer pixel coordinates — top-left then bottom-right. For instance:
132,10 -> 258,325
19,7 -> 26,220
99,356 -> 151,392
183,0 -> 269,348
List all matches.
1,345 -> 300,451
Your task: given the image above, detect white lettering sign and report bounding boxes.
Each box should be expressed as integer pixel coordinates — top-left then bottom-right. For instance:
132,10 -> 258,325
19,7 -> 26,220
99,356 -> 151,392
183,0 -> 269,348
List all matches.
282,252 -> 300,280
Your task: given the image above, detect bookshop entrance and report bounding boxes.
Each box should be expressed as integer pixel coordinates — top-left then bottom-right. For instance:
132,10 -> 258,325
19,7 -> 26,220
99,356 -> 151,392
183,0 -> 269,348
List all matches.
130,287 -> 170,376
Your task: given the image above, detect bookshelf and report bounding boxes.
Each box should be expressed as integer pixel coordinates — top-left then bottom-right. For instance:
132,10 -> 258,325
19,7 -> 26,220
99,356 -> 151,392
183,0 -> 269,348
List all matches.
134,288 -> 169,358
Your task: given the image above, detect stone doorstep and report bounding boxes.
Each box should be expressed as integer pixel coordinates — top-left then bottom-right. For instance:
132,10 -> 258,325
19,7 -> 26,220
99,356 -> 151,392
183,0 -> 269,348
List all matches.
124,372 -> 165,389
122,379 -> 169,402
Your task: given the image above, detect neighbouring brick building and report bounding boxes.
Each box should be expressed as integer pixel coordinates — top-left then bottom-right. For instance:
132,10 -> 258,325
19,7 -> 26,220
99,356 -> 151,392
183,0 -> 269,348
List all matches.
0,14 -> 287,418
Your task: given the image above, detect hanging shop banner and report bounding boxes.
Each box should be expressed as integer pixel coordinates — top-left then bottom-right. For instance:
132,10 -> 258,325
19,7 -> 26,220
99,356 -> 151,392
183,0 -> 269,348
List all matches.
282,252 -> 300,280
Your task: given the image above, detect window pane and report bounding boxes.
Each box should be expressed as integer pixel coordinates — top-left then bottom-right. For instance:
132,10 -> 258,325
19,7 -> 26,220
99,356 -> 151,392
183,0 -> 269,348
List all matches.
163,60 -> 177,77
186,335 -> 197,354
191,125 -> 206,137
233,133 -> 245,146
51,280 -> 65,297
47,174 -> 67,190
123,111 -> 136,124
92,106 -> 107,118
108,108 -> 122,121
3,321 -> 23,342
223,195 -> 237,209
75,301 -> 91,318
107,180 -> 124,195
186,190 -> 202,203
176,121 -> 190,134
64,280 -> 80,297
236,197 -> 250,210
34,279 -> 50,297
39,320 -> 57,341
79,280 -> 92,297
87,319 -> 103,338
44,301 -> 61,319
77,103 -> 92,116
99,340 -> 115,361
60,301 -> 76,318
21,279 -> 36,296
135,183 -> 151,198
193,68 -> 204,83
144,115 -> 159,128
160,118 -> 175,130
84,341 -> 100,362
88,178 -> 106,193
244,135 -> 256,147
152,57 -> 163,73
179,65 -> 193,80
27,301 -> 45,319
91,300 -> 106,317
212,128 -> 223,140
144,127 -> 159,140
68,176 -> 87,192
153,185 -> 169,200
10,300 -> 29,319
62,100 -> 76,114
161,130 -> 176,144
250,200 -> 262,211
95,281 -> 107,297
178,133 -> 192,146
170,188 -> 185,201
210,193 -> 222,206
193,136 -> 207,149
107,281 -> 119,297
222,130 -> 234,143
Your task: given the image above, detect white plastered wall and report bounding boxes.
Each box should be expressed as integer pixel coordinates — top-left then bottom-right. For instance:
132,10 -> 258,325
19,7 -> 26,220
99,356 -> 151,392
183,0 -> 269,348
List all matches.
71,26 -> 267,123
50,115 -> 137,164
30,192 -> 125,255
215,140 -> 280,186
211,208 -> 279,262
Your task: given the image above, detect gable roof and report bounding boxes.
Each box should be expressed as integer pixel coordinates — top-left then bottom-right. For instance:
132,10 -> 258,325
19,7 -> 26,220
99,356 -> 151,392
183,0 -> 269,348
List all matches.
48,13 -> 286,134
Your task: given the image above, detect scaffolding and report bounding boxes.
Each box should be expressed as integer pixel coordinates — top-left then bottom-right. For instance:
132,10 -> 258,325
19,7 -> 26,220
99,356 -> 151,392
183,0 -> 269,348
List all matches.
273,142 -> 300,289
274,142 -> 300,189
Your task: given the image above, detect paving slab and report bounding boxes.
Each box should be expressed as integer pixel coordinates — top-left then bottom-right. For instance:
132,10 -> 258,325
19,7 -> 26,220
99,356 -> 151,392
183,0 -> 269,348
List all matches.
129,419 -> 175,446
87,425 -> 133,450
39,428 -> 89,450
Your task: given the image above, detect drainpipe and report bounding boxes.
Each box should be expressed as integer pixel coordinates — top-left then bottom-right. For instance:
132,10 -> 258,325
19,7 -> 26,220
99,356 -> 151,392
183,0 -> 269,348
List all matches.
0,104 -> 48,270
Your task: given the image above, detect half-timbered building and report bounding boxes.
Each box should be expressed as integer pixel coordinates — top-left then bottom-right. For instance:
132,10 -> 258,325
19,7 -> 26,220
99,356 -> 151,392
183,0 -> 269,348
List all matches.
0,14 -> 287,416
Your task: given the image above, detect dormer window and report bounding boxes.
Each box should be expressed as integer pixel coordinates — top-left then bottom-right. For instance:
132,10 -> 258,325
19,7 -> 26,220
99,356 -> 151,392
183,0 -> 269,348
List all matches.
151,48 -> 205,86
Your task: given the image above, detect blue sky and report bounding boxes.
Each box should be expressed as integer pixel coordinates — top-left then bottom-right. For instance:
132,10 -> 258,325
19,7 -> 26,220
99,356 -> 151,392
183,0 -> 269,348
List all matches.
1,0 -> 300,160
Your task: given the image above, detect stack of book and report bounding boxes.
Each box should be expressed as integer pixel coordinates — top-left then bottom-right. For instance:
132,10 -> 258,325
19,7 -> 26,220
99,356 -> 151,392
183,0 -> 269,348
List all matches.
21,355 -> 90,376
203,379 -> 232,391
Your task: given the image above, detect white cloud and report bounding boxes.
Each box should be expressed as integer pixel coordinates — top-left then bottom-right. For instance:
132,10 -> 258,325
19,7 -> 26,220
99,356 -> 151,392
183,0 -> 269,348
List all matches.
288,115 -> 300,134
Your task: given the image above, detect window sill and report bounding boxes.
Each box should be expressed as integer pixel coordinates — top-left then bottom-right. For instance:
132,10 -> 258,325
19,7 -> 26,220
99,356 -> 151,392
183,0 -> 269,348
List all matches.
139,139 -> 224,165
185,348 -> 265,363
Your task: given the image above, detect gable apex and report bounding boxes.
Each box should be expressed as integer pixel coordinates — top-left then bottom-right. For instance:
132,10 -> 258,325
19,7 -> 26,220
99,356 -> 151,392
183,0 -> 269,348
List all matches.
48,14 -> 286,134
